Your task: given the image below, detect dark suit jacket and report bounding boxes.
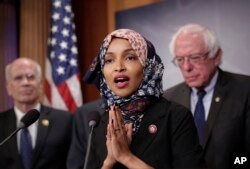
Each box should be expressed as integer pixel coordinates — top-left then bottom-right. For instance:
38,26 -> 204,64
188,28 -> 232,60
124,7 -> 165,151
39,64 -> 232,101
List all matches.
0,105 -> 72,169
67,99 -> 103,169
163,69 -> 250,169
84,97 -> 205,169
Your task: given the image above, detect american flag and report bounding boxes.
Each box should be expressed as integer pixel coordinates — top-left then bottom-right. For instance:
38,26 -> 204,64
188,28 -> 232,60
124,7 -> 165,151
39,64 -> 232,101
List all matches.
44,0 -> 82,113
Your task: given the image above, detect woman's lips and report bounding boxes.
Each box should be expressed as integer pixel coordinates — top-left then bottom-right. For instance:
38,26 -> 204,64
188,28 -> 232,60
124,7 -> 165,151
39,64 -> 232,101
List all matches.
115,81 -> 129,88
114,76 -> 129,89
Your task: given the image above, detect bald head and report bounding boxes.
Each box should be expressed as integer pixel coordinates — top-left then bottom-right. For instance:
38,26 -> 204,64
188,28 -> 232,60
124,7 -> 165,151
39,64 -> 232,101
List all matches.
5,57 -> 42,82
5,57 -> 43,109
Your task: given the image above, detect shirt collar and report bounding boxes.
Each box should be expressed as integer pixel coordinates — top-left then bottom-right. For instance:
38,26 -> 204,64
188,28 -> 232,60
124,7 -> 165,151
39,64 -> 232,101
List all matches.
192,70 -> 219,94
15,104 -> 41,126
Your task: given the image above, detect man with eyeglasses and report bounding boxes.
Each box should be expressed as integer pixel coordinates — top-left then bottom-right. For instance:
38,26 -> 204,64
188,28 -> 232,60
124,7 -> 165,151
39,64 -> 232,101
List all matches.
0,57 -> 72,169
163,23 -> 250,169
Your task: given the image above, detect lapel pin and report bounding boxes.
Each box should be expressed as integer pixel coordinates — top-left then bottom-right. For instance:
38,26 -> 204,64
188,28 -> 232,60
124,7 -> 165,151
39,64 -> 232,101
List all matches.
42,119 -> 49,127
215,97 -> 221,103
148,124 -> 157,134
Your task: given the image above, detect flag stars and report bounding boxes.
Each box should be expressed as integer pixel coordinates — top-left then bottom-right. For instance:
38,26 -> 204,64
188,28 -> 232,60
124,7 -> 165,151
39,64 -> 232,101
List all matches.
52,12 -> 60,21
70,58 -> 77,66
60,41 -> 68,49
71,35 -> 77,42
65,5 -> 72,13
50,38 -> 57,46
51,25 -> 58,33
61,28 -> 69,37
53,0 -> 61,8
56,66 -> 65,75
48,1 -> 80,81
58,53 -> 67,62
71,46 -> 78,54
46,0 -> 83,112
50,51 -> 55,59
63,16 -> 70,24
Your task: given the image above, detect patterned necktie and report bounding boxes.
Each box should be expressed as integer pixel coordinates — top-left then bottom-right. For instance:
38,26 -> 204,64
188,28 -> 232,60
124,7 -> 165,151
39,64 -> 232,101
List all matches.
194,89 -> 206,145
20,128 -> 33,169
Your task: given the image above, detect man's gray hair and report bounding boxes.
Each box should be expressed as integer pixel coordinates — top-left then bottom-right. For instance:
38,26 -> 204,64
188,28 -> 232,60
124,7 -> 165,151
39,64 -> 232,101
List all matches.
169,23 -> 221,59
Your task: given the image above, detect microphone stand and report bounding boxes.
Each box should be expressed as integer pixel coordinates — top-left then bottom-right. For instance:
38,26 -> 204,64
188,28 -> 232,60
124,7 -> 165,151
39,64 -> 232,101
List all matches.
83,125 -> 95,169
0,109 -> 39,146
0,128 -> 21,146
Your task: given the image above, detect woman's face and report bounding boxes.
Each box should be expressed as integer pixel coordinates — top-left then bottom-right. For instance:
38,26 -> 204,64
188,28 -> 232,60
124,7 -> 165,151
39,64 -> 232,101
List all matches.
103,38 -> 144,97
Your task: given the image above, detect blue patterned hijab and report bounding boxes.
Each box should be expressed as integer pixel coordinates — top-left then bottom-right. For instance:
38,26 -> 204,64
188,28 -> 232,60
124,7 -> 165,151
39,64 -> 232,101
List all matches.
84,29 -> 164,133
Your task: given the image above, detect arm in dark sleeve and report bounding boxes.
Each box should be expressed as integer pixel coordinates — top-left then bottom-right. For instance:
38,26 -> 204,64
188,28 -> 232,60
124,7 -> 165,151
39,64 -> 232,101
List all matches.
67,99 -> 103,169
67,107 -> 89,169
170,104 -> 206,168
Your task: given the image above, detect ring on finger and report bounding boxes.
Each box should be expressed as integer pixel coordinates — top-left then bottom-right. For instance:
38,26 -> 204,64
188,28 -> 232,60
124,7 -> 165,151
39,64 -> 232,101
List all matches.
106,134 -> 111,139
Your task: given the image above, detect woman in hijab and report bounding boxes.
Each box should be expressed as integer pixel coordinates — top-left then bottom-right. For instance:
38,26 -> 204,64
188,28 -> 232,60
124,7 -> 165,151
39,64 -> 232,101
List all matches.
83,29 -> 205,169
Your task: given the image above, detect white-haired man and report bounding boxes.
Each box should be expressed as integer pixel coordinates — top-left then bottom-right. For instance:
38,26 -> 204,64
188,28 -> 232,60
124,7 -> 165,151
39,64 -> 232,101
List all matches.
0,57 -> 72,169
164,24 -> 250,169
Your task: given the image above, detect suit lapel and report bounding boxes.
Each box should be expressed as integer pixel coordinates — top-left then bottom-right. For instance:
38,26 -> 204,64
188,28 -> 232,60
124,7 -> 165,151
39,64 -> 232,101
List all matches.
130,101 -> 166,156
7,110 -> 22,166
95,110 -> 109,161
179,84 -> 192,109
96,102 -> 166,159
31,106 -> 51,167
1,109 -> 24,169
204,70 -> 229,148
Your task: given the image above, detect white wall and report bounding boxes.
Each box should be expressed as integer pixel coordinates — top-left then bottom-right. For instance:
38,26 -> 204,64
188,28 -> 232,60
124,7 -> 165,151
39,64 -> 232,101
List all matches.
116,0 -> 250,90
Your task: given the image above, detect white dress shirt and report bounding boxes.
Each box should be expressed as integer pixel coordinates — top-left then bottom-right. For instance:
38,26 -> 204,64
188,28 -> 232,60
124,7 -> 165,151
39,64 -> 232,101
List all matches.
191,71 -> 218,121
15,104 -> 40,151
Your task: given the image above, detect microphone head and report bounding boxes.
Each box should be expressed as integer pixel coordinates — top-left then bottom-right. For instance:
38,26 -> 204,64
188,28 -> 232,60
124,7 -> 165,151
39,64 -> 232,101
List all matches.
19,109 -> 40,128
88,111 -> 100,128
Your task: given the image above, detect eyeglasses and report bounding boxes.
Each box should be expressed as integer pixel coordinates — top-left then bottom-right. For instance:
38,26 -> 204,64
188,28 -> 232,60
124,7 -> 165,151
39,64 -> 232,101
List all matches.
172,52 -> 209,67
11,74 -> 37,83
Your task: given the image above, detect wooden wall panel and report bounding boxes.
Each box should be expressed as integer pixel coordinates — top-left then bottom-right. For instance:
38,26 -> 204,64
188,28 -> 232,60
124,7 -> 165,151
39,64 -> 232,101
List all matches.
72,0 -> 109,102
107,0 -> 161,32
0,1 -> 17,111
19,0 -> 49,80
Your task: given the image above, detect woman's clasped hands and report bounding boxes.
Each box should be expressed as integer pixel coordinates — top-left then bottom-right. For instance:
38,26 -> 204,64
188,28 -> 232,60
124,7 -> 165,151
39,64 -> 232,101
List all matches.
103,105 -> 133,168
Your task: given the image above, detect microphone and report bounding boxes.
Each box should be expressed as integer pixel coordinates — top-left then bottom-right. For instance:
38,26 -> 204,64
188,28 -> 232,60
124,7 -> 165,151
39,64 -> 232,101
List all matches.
0,109 -> 40,146
88,110 -> 101,128
19,109 -> 40,128
83,111 -> 100,169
